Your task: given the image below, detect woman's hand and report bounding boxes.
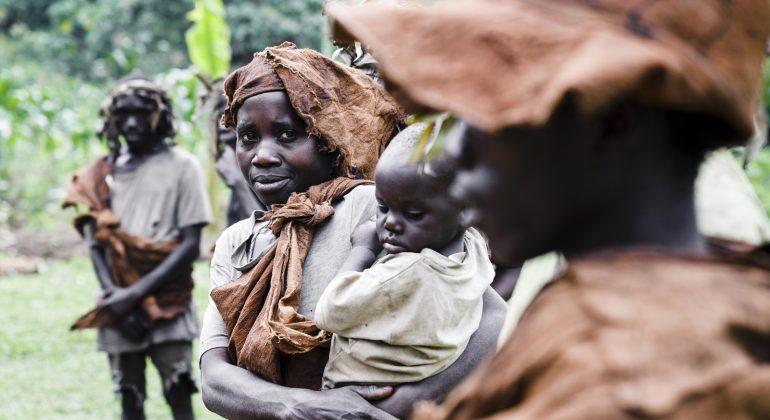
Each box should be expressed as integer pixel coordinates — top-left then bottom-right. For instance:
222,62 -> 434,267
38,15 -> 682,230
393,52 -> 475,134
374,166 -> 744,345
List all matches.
288,385 -> 396,420
201,347 -> 396,420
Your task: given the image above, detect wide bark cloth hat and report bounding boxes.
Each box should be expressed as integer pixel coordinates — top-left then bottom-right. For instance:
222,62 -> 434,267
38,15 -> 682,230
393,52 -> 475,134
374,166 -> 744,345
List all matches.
221,42 -> 403,179
328,0 -> 770,146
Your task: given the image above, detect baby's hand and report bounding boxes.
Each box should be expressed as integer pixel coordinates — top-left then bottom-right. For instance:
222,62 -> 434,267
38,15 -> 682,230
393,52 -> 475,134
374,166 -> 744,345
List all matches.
351,221 -> 381,254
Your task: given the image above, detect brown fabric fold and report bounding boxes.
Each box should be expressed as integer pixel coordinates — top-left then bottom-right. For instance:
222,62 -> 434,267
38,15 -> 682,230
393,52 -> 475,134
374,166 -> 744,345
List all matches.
328,0 -> 770,147
210,177 -> 372,384
221,42 -> 403,179
63,157 -> 194,330
413,243 -> 770,419
220,54 -> 284,125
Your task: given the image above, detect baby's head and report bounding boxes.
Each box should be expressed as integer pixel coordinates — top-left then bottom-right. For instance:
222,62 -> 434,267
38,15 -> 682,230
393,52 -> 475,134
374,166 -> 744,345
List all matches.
375,123 -> 463,255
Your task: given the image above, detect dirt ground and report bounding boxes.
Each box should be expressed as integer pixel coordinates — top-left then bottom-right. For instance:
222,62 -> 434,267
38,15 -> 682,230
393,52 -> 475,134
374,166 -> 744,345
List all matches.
0,220 -> 85,275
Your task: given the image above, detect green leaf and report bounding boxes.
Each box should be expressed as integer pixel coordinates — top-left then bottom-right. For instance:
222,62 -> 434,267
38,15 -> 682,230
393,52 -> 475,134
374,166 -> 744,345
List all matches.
408,113 -> 457,163
185,0 -> 231,81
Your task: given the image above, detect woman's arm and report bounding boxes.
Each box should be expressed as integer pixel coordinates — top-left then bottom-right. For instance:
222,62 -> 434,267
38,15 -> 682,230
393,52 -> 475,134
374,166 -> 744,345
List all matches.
200,347 -> 396,420
373,287 -> 507,418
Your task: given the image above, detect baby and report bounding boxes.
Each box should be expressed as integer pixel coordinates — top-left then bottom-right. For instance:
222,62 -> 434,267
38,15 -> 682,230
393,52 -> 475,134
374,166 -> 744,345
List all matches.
315,123 -> 494,389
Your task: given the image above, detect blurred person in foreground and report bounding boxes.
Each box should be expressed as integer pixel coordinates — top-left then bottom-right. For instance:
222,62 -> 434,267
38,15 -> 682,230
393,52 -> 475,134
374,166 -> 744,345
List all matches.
329,0 -> 770,418
63,75 -> 212,420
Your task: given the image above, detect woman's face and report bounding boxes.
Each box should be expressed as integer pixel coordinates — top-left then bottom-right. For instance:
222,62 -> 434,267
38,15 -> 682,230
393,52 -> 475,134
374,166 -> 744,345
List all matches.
235,91 -> 335,206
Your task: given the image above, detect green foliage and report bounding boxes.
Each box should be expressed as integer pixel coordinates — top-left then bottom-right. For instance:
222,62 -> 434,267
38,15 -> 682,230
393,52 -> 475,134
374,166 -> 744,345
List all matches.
746,148 -> 770,219
407,113 -> 457,162
186,0 -> 231,81
226,0 -> 326,66
0,0 -> 324,81
3,0 -> 192,80
0,56 -> 105,228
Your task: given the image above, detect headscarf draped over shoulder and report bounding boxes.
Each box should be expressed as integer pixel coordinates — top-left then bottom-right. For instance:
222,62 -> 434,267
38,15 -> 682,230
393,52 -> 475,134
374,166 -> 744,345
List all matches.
222,42 -> 403,179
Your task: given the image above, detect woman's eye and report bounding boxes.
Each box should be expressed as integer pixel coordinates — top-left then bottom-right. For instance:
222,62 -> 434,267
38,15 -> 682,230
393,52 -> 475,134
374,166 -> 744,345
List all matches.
239,132 -> 258,144
377,204 -> 388,213
404,211 -> 425,221
279,130 -> 297,142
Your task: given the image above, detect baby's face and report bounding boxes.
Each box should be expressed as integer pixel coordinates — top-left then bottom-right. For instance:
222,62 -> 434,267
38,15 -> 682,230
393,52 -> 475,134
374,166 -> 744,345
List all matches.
374,165 -> 461,254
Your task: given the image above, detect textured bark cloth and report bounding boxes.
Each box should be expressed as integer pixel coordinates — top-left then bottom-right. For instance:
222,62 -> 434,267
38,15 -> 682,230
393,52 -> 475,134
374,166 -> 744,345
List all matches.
328,0 -> 770,147
221,42 -> 403,180
62,157 -> 193,330
210,177 -> 373,385
413,240 -> 770,419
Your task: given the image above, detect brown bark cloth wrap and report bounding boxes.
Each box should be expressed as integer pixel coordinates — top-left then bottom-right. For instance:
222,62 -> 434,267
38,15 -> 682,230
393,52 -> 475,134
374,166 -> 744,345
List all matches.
328,0 -> 770,147
413,242 -> 770,420
62,157 -> 194,330
221,42 -> 403,180
210,177 -> 372,384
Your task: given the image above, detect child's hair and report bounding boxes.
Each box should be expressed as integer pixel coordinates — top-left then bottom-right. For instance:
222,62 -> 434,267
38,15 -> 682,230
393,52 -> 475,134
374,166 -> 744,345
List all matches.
377,122 -> 455,185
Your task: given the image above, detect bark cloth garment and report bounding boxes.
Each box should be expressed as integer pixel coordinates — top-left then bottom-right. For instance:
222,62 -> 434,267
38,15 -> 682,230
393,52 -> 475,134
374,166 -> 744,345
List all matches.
62,157 -> 193,330
413,240 -> 770,420
220,42 -> 403,180
209,177 -> 372,385
328,0 -> 770,148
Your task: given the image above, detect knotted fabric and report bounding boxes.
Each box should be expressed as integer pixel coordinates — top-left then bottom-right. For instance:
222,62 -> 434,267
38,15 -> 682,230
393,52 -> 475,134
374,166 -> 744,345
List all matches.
210,177 -> 372,384
63,157 -> 193,330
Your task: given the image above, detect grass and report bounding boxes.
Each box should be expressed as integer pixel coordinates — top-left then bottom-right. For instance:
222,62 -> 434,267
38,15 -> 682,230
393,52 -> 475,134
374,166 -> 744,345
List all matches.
0,258 -> 222,420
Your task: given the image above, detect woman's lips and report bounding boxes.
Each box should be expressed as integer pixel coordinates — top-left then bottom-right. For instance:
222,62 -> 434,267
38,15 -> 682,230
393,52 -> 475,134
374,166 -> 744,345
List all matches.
252,176 -> 291,195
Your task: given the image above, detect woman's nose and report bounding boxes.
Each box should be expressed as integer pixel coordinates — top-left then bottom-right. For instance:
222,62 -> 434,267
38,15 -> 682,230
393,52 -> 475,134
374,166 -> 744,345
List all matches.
253,143 -> 281,167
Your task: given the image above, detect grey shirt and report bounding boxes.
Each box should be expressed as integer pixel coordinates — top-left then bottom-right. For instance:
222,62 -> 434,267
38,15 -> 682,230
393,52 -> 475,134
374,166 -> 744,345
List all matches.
98,146 -> 213,353
200,185 -> 376,356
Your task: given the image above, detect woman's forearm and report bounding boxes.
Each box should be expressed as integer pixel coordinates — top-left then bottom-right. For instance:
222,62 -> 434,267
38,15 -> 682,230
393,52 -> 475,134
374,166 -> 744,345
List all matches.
201,347 -> 396,420
201,348 -> 295,419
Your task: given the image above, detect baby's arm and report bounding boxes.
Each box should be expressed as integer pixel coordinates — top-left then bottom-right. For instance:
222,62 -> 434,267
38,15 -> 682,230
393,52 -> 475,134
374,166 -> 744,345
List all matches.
338,220 -> 381,273
315,221 -> 383,332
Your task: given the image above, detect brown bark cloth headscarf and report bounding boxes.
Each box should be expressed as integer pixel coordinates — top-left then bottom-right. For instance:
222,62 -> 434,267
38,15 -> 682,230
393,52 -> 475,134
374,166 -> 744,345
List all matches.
63,157 -> 193,330
221,41 -> 403,179
212,43 -> 400,384
413,242 -> 770,419
328,0 -> 770,148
